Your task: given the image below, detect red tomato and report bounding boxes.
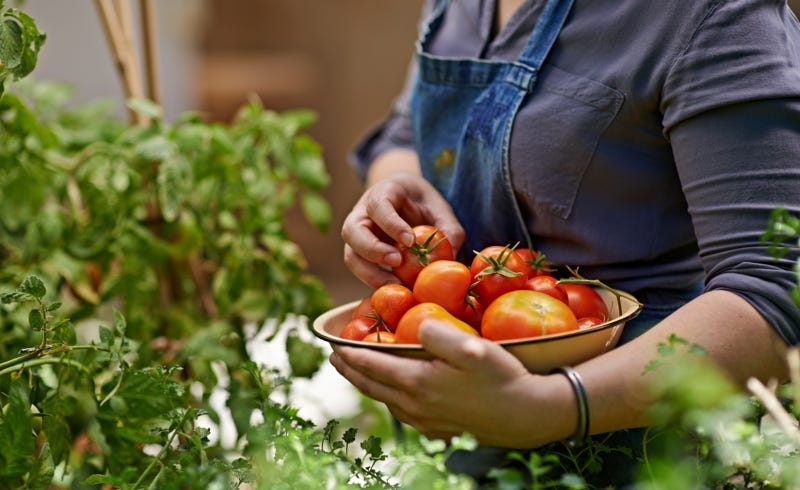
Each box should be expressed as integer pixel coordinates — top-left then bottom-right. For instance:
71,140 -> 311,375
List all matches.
412,260 -> 472,316
392,225 -> 454,288
362,331 -> 398,344
395,302 -> 479,344
351,293 -> 374,319
560,283 -> 609,321
524,275 -> 568,304
481,290 -> 578,341
515,248 -> 556,278
577,316 -> 605,330
457,298 -> 485,332
371,284 -> 415,332
339,317 -> 376,341
470,245 -> 528,306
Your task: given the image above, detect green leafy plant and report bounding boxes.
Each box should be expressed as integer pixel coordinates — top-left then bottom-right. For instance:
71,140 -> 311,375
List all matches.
0,0 -> 45,96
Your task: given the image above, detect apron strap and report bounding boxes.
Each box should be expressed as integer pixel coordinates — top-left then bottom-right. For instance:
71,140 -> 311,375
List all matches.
516,0 -> 575,70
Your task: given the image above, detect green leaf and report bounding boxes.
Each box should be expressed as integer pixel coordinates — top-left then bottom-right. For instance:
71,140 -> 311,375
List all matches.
25,441 -> 54,489
292,135 -> 329,189
50,319 -> 76,346
300,191 -> 331,233
0,379 -> 35,478
0,5 -> 46,96
1,275 -> 46,304
113,310 -> 127,338
342,427 -> 357,445
285,328 -> 325,379
0,18 -> 23,70
28,308 -> 43,330
19,275 -> 46,299
113,370 -> 184,420
157,154 -> 190,222
99,326 -> 114,347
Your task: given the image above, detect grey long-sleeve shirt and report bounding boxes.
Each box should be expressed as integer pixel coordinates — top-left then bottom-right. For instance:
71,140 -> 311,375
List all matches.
351,0 -> 800,344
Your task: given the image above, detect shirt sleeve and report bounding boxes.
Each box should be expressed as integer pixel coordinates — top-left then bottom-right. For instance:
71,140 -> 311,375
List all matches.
661,0 -> 800,131
668,98 -> 800,345
662,1 -> 800,344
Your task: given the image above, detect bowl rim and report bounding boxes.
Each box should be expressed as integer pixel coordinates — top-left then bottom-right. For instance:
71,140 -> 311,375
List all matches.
312,288 -> 643,351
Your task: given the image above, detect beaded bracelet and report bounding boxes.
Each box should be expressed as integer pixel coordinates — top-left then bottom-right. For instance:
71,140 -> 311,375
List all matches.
553,366 -> 591,445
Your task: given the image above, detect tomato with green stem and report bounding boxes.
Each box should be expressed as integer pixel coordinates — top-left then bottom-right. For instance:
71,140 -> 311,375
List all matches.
470,245 -> 528,306
392,225 -> 454,288
516,248 -> 556,278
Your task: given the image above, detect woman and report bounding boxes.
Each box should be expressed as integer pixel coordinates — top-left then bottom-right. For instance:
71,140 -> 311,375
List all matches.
332,0 -> 800,485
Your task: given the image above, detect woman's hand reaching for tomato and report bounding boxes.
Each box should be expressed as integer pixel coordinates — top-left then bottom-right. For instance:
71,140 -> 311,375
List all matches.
342,152 -> 464,288
329,318 -> 576,448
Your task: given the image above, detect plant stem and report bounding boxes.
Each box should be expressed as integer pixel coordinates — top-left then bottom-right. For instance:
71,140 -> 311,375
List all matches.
134,409 -> 192,488
747,377 -> 800,447
0,357 -> 92,378
0,344 -> 104,372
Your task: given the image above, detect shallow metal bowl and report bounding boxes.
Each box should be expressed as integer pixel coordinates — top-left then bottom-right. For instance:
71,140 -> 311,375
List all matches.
312,287 -> 642,373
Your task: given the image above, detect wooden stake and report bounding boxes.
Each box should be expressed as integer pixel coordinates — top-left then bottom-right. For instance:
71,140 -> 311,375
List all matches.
139,0 -> 161,105
94,0 -> 146,125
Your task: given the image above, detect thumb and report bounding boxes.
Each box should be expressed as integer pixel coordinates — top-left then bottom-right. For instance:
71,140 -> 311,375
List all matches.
417,319 -> 492,369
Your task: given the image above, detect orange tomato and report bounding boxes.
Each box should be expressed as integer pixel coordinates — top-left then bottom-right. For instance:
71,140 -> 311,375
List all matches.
351,293 -> 374,320
362,331 -> 398,344
481,290 -> 578,341
395,302 -> 479,344
371,283 -> 415,332
412,260 -> 472,316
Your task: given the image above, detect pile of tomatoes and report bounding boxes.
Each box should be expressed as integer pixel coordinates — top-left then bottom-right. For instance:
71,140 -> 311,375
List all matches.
339,225 -> 610,345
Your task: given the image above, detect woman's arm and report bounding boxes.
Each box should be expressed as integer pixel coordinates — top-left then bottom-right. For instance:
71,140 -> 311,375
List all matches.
331,289 -> 789,448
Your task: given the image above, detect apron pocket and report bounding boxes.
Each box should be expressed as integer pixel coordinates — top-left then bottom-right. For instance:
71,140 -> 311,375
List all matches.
510,65 -> 624,220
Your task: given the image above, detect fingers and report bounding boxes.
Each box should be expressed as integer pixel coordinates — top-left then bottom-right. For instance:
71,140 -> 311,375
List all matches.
329,346 -> 464,440
417,320 -> 491,369
343,244 -> 400,289
418,321 -> 528,377
329,346 -> 424,405
341,174 -> 463,288
341,207 -> 404,267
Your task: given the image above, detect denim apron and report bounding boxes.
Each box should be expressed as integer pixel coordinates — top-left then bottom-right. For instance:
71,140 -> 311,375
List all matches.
407,0 -> 697,486
411,0 -> 575,261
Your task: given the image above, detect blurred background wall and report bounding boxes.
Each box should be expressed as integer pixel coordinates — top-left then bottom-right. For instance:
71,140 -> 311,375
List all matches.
16,0 -> 800,306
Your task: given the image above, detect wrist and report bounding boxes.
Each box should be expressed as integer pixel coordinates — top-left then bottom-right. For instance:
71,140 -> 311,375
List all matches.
552,367 -> 591,445
507,371 -> 586,448
366,148 -> 420,186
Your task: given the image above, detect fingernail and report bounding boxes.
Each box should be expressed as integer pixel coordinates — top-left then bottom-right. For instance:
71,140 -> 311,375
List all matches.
399,232 -> 414,247
385,251 -> 402,266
